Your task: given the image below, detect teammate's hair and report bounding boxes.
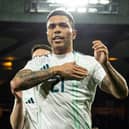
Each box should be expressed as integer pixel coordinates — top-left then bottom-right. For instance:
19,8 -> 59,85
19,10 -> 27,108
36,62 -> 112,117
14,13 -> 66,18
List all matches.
31,44 -> 51,55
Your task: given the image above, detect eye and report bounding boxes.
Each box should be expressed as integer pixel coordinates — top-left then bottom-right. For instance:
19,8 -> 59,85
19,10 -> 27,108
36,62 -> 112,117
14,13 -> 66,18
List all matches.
48,23 -> 56,29
59,22 -> 69,28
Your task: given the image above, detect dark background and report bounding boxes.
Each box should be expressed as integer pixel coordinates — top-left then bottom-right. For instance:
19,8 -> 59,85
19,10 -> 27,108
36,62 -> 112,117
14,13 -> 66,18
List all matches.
0,0 -> 129,129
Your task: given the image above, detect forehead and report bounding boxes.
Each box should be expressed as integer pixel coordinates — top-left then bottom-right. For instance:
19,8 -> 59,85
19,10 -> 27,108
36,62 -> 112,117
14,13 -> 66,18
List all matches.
32,49 -> 50,57
47,15 -> 71,24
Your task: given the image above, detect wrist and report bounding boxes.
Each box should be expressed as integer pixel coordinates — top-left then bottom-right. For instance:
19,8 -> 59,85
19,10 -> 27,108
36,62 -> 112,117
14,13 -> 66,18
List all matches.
101,61 -> 111,72
15,98 -> 23,103
105,60 -> 110,66
50,66 -> 61,76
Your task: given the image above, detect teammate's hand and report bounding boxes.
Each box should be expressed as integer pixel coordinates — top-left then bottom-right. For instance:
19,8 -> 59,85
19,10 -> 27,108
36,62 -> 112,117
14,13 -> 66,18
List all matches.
11,89 -> 23,102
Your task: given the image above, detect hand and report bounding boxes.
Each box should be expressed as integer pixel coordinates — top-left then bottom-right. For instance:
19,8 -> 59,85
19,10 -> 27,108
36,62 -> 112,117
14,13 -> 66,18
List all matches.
92,40 -> 109,64
54,62 -> 88,80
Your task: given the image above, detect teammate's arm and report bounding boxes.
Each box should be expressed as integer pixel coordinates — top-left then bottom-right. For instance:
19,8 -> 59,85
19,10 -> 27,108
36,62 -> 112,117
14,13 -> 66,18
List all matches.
10,91 -> 24,129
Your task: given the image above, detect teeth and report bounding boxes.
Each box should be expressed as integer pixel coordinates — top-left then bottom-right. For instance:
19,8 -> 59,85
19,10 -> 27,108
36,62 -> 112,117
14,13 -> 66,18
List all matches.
55,38 -> 62,41
55,37 -> 60,39
53,36 -> 63,40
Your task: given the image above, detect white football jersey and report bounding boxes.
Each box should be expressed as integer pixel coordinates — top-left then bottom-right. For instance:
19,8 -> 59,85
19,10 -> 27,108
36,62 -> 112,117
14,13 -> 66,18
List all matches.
24,52 -> 106,129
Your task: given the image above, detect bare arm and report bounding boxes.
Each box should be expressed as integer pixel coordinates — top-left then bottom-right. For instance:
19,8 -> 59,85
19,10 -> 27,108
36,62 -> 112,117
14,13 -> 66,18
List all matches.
10,91 -> 24,129
10,62 -> 88,91
10,68 -> 54,91
101,61 -> 128,99
92,40 -> 128,99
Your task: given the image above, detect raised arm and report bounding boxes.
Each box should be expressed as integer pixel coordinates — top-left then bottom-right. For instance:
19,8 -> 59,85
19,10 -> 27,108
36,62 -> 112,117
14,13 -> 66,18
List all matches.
92,40 -> 128,99
10,68 -> 54,91
10,62 -> 88,92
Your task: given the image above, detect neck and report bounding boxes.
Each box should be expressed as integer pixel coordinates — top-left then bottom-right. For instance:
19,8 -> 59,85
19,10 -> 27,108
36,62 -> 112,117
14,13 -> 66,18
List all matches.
52,47 -> 73,55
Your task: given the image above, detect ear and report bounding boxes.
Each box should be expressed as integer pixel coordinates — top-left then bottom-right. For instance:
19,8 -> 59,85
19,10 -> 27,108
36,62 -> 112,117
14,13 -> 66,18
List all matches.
72,29 -> 77,40
46,31 -> 48,36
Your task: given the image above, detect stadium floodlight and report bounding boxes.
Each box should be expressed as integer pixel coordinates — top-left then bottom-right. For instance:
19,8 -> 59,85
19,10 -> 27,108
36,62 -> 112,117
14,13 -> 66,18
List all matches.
89,0 -> 99,4
25,0 -> 119,14
77,8 -> 87,13
49,0 -> 88,8
100,0 -> 110,5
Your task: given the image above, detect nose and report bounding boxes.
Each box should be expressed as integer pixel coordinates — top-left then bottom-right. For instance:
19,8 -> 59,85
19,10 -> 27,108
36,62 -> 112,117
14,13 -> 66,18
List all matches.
54,25 -> 61,34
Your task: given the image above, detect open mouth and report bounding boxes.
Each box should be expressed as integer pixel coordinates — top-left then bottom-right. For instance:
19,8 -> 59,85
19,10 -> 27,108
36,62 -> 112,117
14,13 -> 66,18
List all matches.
52,35 -> 64,43
52,36 -> 64,42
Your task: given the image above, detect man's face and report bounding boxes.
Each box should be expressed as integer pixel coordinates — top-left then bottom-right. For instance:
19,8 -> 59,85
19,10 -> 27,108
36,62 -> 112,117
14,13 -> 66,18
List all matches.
32,49 -> 50,57
47,15 -> 76,54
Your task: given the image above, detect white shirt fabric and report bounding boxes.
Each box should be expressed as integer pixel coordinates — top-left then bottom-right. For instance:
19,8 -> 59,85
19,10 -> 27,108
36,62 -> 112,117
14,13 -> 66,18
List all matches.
22,88 -> 38,129
22,55 -> 49,129
24,52 -> 106,129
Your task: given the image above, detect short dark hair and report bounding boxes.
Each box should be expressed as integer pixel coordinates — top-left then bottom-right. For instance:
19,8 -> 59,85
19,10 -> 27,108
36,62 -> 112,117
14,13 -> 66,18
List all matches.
47,8 -> 75,28
31,44 -> 51,55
